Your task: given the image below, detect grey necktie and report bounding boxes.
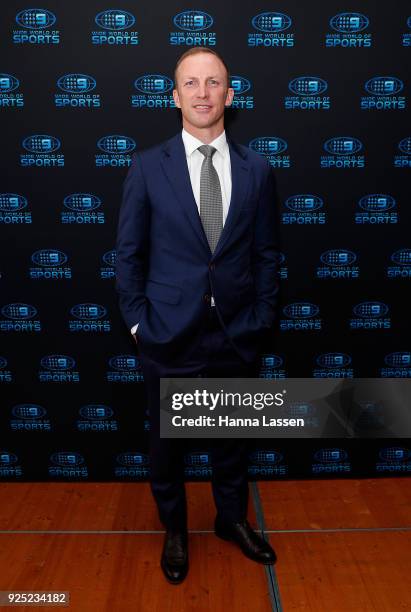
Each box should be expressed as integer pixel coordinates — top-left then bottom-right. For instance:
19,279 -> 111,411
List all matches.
197,145 -> 223,253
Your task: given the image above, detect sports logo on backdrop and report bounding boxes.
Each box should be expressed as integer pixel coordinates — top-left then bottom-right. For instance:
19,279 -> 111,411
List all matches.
131,74 -> 175,109
282,195 -> 326,225
55,74 -> 100,108
312,448 -> 351,474
248,12 -> 294,47
321,136 -> 364,168
106,355 -> 143,383
95,135 -> 136,167
10,404 -> 51,431
387,249 -> 411,278
0,357 -> 13,383
325,12 -> 371,47
355,194 -> 397,224
376,447 -> 411,473
0,303 -> 41,332
77,405 -> 118,432
69,303 -> 111,332
394,136 -> 411,168
92,9 -> 138,45
229,76 -> 254,110
317,249 -> 359,278
248,450 -> 288,477
0,73 -> 24,107
0,194 -> 31,224
29,249 -> 71,279
115,452 -> 150,479
313,353 -> 353,377
249,137 -> 290,168
274,252 -> 288,279
184,452 -> 212,478
13,8 -> 60,44
350,302 -> 390,330
62,193 -> 104,225
285,77 -> 330,110
0,451 -> 22,477
170,10 -> 215,46
39,355 -> 79,383
260,354 -> 286,379
402,16 -> 411,46
381,352 -> 411,377
100,250 -> 116,279
280,302 -> 322,331
361,76 -> 406,110
49,452 -> 88,478
20,134 -> 64,167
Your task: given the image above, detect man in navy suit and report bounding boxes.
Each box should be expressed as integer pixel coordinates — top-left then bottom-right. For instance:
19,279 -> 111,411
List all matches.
116,48 -> 278,584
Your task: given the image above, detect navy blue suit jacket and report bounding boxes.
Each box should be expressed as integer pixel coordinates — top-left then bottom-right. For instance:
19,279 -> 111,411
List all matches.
115,132 -> 279,364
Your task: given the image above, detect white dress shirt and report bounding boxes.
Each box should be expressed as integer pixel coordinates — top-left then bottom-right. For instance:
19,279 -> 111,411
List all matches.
131,128 -> 232,335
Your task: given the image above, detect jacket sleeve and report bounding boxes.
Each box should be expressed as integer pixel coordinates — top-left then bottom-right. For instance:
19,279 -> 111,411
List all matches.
250,163 -> 280,328
115,153 -> 150,331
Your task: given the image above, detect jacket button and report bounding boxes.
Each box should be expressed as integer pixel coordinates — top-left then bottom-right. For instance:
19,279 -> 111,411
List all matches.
204,294 -> 211,303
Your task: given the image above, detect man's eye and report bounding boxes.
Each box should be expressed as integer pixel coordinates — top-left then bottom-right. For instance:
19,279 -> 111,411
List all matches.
209,80 -> 218,85
185,81 -> 194,86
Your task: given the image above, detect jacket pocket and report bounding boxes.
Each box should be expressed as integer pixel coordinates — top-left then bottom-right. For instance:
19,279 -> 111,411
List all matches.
145,279 -> 181,304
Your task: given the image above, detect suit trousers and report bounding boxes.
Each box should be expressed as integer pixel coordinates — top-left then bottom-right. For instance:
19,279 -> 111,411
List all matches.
137,307 -> 260,531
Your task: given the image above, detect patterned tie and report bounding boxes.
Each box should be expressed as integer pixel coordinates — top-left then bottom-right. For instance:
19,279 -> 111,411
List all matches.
197,144 -> 223,253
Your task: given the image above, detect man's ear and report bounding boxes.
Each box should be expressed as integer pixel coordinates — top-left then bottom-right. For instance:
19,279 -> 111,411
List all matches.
173,89 -> 181,108
225,87 -> 235,107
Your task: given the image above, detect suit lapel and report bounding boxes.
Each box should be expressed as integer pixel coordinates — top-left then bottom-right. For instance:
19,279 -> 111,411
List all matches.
160,133 -> 211,254
213,138 -> 250,258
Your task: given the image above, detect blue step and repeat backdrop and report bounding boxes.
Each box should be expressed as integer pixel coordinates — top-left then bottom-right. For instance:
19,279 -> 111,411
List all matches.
1,2 -> 410,480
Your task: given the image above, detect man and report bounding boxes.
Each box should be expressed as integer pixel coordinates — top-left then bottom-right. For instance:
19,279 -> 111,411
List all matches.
116,48 -> 279,584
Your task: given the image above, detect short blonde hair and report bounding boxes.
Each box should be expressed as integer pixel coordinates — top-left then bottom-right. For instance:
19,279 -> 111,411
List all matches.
174,47 -> 230,88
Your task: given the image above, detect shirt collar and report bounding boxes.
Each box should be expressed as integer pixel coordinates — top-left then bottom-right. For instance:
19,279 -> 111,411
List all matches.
182,128 -> 228,158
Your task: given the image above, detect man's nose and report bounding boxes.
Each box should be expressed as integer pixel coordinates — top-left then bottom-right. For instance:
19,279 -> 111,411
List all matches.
197,83 -> 208,98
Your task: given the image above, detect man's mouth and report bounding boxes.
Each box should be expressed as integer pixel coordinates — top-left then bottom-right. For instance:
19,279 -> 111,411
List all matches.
193,104 -> 212,109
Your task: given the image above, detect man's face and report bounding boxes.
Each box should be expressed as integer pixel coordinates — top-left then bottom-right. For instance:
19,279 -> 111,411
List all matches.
173,53 -> 234,134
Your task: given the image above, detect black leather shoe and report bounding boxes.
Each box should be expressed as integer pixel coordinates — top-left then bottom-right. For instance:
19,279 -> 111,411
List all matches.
160,529 -> 189,584
215,517 -> 276,565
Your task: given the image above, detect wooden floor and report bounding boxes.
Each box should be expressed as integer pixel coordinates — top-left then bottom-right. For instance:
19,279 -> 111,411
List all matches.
0,479 -> 410,611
